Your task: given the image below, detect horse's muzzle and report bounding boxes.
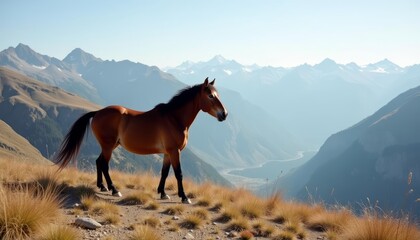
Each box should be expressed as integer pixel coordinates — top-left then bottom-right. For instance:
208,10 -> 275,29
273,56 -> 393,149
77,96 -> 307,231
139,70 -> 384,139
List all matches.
217,111 -> 228,121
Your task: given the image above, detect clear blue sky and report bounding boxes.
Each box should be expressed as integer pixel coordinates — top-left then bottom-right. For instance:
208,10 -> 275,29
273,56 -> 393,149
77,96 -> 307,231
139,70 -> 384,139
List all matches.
1,0 -> 419,68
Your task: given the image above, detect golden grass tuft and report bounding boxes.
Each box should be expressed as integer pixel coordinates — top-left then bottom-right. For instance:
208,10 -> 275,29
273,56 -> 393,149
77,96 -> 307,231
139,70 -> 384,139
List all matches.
216,207 -> 241,223
162,205 -> 185,215
0,184 -> 62,240
226,216 -> 251,232
37,224 -> 79,240
273,201 -> 324,224
119,191 -> 153,205
252,220 -> 275,237
239,198 -> 265,219
272,230 -> 295,240
306,209 -> 353,232
90,200 -> 120,216
264,192 -> 283,216
340,215 -> 420,240
129,225 -> 161,240
144,200 -> 160,210
180,213 -> 204,229
143,216 -> 161,228
103,212 -> 121,225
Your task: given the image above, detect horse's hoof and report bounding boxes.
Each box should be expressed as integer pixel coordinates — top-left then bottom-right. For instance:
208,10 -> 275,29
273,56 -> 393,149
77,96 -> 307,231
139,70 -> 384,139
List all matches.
161,194 -> 170,200
100,186 -> 108,192
182,198 -> 192,204
112,191 -> 122,197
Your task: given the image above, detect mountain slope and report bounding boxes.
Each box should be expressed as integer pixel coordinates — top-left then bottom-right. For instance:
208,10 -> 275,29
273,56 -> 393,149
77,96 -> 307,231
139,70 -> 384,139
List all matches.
0,43 -> 102,103
0,67 -> 231,185
275,84 -> 420,217
0,120 -> 49,164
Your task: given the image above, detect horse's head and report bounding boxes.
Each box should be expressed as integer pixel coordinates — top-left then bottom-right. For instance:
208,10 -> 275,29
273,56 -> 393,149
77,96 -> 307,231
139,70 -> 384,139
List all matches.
199,77 -> 228,121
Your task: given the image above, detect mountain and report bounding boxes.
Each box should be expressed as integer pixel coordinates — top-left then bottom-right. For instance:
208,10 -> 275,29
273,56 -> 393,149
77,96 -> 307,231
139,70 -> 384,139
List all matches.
0,44 -> 102,103
63,48 -> 103,72
273,84 -> 420,217
0,120 -> 49,164
167,56 -> 420,147
1,45 -> 303,169
0,67 -> 231,186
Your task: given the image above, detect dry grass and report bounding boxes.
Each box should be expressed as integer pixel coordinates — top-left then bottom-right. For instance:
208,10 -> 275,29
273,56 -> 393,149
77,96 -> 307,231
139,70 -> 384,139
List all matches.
119,191 -> 153,205
143,216 -> 161,228
306,208 -> 354,232
340,215 -> 420,240
103,213 -> 121,225
37,224 -> 79,240
129,225 -> 161,240
225,216 -> 251,232
0,184 -> 62,240
216,207 -> 241,223
180,212 -> 204,229
272,230 -> 295,240
162,205 -> 185,215
273,201 -> 324,224
1,158 -> 419,240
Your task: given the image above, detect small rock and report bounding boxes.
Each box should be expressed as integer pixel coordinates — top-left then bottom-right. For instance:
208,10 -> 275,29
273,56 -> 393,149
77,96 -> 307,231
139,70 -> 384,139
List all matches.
183,233 -> 194,239
212,222 -> 218,225
189,229 -> 194,233
73,203 -> 80,208
216,237 -> 221,240
172,216 -> 180,220
75,217 -> 102,230
228,231 -> 237,238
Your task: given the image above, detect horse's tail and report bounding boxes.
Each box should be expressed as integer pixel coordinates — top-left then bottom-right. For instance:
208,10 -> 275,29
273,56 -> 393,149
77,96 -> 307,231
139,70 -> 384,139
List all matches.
55,111 -> 97,170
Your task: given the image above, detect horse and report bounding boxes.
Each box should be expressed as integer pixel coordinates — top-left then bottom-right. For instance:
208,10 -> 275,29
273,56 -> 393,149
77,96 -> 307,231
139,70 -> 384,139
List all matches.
55,78 -> 227,203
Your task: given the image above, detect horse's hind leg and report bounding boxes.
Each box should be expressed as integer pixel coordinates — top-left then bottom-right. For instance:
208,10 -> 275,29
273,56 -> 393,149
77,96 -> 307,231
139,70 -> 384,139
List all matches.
99,150 -> 122,197
157,154 -> 171,200
96,154 -> 108,192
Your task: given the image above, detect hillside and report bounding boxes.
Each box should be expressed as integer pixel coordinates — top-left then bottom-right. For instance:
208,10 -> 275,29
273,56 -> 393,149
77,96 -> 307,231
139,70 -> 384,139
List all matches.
0,43 -> 102,103
274,85 -> 420,217
0,44 -> 303,169
0,120 -> 49,164
0,67 -> 230,186
1,156 -> 419,240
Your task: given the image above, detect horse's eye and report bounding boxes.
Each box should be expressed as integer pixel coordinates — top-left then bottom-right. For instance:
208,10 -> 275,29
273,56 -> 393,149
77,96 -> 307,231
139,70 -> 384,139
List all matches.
209,94 -> 214,99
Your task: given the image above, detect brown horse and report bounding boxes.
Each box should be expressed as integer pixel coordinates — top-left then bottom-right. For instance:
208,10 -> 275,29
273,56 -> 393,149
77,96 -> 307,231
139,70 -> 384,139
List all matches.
55,78 -> 227,203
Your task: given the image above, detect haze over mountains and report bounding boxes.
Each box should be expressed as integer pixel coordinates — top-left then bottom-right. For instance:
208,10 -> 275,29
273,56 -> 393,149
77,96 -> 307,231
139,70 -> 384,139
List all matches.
167,56 -> 420,146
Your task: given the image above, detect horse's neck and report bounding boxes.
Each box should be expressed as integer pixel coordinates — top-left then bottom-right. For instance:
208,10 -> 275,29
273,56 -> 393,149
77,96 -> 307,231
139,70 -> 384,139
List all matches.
170,99 -> 200,130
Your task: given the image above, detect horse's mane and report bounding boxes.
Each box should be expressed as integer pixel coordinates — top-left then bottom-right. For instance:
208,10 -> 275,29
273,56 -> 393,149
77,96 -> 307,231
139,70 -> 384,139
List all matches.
156,84 -> 202,113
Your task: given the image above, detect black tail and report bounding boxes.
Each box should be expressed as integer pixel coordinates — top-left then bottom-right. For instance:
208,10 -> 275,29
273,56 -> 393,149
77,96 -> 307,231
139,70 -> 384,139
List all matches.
55,111 -> 97,170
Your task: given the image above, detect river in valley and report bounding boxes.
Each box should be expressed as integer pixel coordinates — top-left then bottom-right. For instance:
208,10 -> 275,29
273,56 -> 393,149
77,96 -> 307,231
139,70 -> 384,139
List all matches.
220,150 -> 317,191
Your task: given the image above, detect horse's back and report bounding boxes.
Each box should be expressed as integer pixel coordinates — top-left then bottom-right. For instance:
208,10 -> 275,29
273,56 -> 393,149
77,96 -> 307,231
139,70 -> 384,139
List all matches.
91,106 -> 142,148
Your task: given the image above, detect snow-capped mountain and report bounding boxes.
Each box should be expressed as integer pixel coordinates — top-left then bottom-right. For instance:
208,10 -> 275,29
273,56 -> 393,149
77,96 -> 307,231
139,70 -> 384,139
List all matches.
167,56 -> 420,147
0,44 -> 102,103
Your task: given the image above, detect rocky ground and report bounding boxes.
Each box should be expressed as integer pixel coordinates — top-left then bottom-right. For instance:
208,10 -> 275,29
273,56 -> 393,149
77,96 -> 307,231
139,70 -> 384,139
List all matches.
60,188 -> 326,240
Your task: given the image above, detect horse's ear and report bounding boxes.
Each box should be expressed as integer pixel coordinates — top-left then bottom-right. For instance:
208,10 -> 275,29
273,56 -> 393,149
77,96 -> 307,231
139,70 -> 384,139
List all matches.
203,77 -> 209,87
210,78 -> 215,85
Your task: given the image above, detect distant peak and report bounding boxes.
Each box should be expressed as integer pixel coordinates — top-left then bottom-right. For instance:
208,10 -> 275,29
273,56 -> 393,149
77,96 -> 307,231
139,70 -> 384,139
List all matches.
209,55 -> 227,63
314,58 -> 339,71
319,58 -> 337,65
15,43 -> 35,53
63,48 -> 101,65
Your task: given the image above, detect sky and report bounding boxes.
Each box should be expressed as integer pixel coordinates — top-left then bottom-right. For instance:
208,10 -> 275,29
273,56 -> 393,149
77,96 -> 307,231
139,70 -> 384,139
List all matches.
1,0 -> 419,68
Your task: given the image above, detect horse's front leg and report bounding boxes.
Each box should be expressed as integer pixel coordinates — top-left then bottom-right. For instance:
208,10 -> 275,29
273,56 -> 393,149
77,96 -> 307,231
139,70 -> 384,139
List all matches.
157,154 -> 171,200
169,149 -> 191,204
